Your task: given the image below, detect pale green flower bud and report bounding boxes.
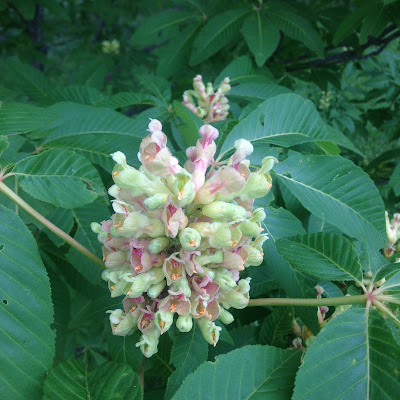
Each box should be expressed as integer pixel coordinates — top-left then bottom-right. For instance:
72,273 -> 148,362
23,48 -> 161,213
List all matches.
136,329 -> 160,358
245,246 -> 264,267
173,278 -> 191,298
104,250 -> 130,269
149,237 -> 170,254
219,307 -> 234,325
147,280 -> 166,298
238,221 -> 260,237
102,269 -> 119,284
202,201 -> 247,221
173,169 -> 196,207
108,309 -> 136,336
213,268 -> 236,292
201,267 -> 215,280
111,211 -> 148,238
108,184 -> 119,198
195,250 -> 223,265
179,228 -> 202,250
240,173 -> 272,201
110,279 -> 131,298
154,310 -> 174,334
251,208 -> 266,223
197,318 -> 222,346
219,278 -> 251,309
176,315 -> 193,333
260,156 -> 278,174
147,218 -> 166,238
208,222 -> 232,249
218,77 -> 231,95
129,268 -> 165,297
144,193 -> 169,211
90,222 -> 107,238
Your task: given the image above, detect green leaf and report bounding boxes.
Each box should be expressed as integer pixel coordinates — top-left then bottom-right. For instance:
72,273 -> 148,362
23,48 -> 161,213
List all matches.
1,60 -> 53,104
43,360 -> 143,400
136,74 -> 171,107
67,200 -> 110,284
172,345 -> 301,400
268,2 -> 324,57
333,2 -> 377,45
131,10 -> 196,49
293,308 -> 400,399
48,85 -> 107,105
0,205 -> 55,400
172,101 -> 203,147
190,9 -> 249,66
165,323 -> 208,400
228,77 -> 291,100
156,23 -> 201,78
359,5 -> 388,44
241,13 -> 280,67
0,135 -> 8,156
261,207 -> 319,332
41,103 -> 149,170
95,92 -> 161,109
275,152 -> 386,248
389,163 -> 400,196
276,232 -> 363,282
13,148 -> 105,208
0,102 -> 56,135
379,270 -> 400,294
220,94 -> 359,155
107,330 -> 143,374
259,306 -> 294,348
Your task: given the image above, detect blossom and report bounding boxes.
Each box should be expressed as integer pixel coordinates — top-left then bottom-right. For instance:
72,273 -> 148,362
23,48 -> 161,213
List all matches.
92,118 -> 276,357
182,75 -> 231,123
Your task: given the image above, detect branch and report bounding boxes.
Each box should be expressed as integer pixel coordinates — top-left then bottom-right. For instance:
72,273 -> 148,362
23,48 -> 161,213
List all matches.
0,180 -> 105,269
287,24 -> 400,71
248,294 -> 368,307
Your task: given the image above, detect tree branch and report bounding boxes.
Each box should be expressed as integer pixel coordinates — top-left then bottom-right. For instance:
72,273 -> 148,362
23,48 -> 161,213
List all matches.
287,24 -> 400,71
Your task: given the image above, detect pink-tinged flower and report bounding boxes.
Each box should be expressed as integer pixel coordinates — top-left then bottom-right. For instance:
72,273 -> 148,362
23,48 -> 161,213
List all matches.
292,337 -> 303,349
195,166 -> 246,204
191,125 -> 219,191
229,139 -> 254,168
137,308 -> 155,334
163,254 -> 185,285
179,249 -> 204,276
192,275 -> 220,298
216,248 -> 248,271
162,202 -> 188,238
191,296 -> 220,321
318,306 -> 329,324
123,296 -> 145,316
158,291 -> 191,315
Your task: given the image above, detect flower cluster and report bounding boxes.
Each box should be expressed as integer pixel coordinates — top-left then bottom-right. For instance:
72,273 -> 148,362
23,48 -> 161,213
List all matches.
102,39 -> 120,55
91,119 -> 277,357
384,211 -> 400,258
182,75 -> 231,123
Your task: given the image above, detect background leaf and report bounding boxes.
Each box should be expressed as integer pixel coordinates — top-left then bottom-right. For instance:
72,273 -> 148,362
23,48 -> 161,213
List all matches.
0,204 -> 55,400
276,232 -> 363,282
172,345 -> 301,400
43,360 -> 143,400
275,152 -> 386,248
293,308 -> 400,399
13,148 -> 105,208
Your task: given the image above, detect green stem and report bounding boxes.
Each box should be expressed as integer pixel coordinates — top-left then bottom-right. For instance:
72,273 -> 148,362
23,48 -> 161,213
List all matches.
0,180 -> 105,269
248,294 -> 368,307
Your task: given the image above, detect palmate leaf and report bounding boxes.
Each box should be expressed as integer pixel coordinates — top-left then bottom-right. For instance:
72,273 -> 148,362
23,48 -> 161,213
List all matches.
260,207 -> 320,332
41,102 -> 149,170
67,199 -> 110,284
95,92 -> 162,109
190,9 -> 249,66
156,23 -> 201,78
293,308 -> 400,399
0,102 -> 56,135
0,135 -> 7,156
43,361 -> 142,400
259,306 -> 294,348
13,148 -> 105,209
275,151 -> 386,249
0,205 -> 55,400
241,13 -> 280,67
131,10 -> 196,49
172,345 -> 301,400
165,323 -> 208,400
220,94 -> 359,156
267,1 -> 324,57
48,85 -> 107,105
276,232 -> 363,282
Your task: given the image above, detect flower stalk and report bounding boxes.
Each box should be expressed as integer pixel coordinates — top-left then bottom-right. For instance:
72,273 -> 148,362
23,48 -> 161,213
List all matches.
0,180 -> 105,269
